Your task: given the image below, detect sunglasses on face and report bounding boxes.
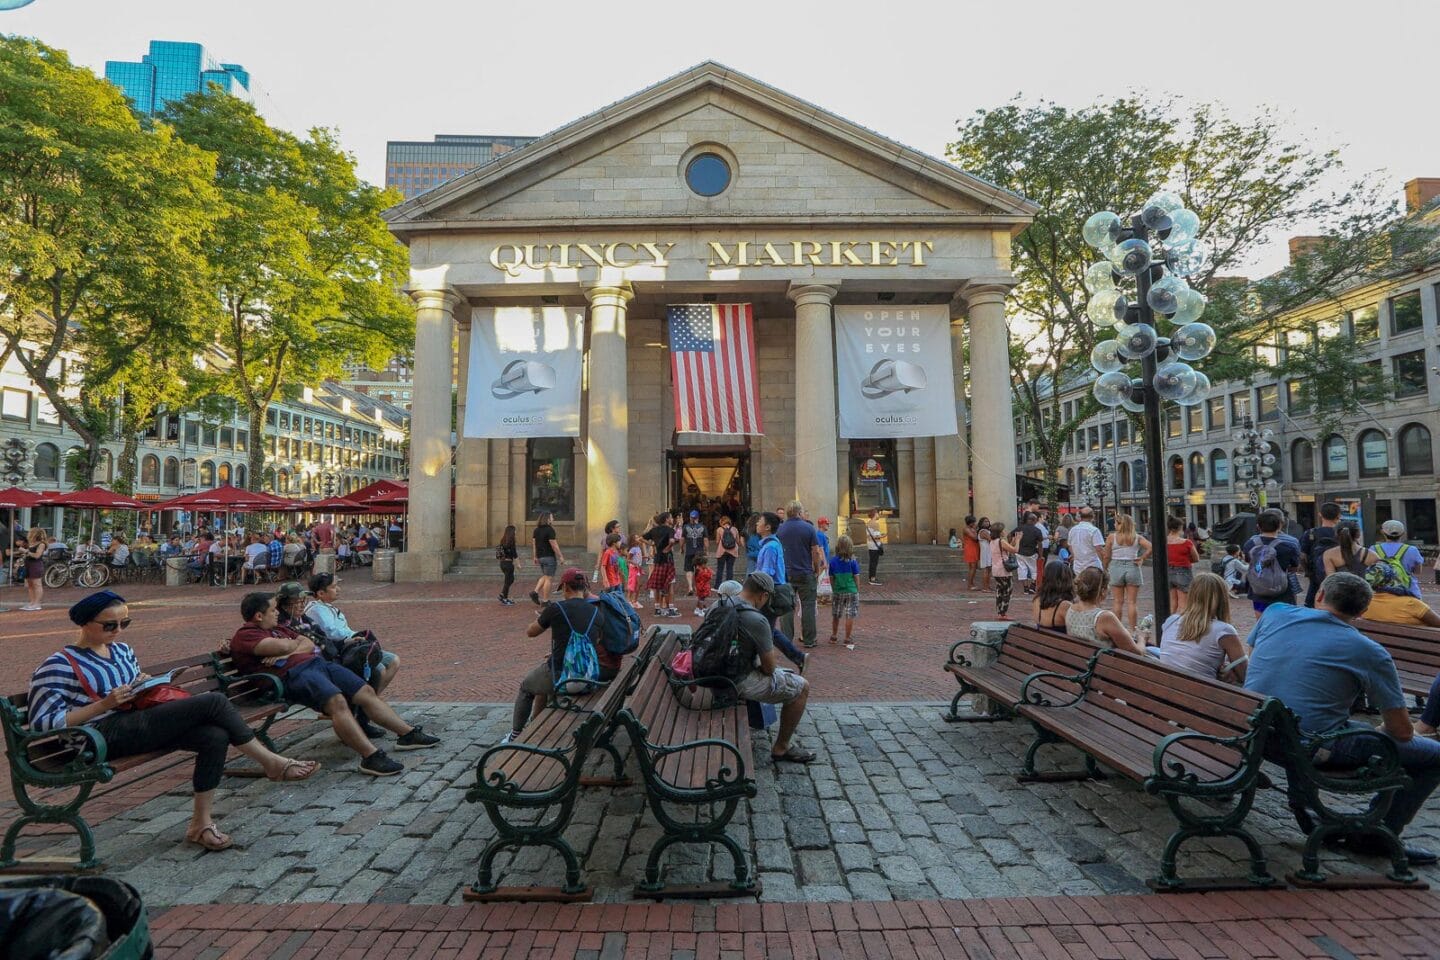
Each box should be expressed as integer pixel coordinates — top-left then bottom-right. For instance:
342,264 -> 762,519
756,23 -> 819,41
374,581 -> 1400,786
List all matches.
96,618 -> 133,633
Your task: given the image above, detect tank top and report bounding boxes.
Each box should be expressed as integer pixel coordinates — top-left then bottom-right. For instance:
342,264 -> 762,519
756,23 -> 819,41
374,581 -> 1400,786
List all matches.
1110,537 -> 1140,561
1066,606 -> 1103,643
1166,540 -> 1193,567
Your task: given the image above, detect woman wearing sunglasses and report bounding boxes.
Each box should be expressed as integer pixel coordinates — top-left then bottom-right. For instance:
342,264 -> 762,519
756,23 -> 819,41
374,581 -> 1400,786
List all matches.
26,590 -> 321,852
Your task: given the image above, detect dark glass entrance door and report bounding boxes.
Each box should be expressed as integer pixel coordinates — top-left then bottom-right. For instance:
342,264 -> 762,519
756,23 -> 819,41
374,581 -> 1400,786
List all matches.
666,449 -> 750,524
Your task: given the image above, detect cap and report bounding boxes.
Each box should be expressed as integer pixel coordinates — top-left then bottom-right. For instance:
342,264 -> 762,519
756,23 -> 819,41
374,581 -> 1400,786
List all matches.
817,517 -> 830,526
1381,519 -> 1406,538
560,567 -> 589,590
70,590 -> 126,626
689,510 -> 699,518
717,579 -> 743,596
744,571 -> 776,595
277,581 -> 307,601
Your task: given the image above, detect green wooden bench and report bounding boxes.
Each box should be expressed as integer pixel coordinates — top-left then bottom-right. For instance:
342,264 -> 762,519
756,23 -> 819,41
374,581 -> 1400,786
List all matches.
943,624 -> 1103,722
463,627 -> 663,902
1,651 -> 289,873
1354,618 -> 1440,711
616,631 -> 758,899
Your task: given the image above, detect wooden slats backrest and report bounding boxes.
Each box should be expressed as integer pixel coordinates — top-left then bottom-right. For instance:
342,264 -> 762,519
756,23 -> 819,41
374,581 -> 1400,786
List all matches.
1356,619 -> 1440,644
1090,651 -> 1262,735
1000,627 -> 1102,676
1355,621 -> 1440,682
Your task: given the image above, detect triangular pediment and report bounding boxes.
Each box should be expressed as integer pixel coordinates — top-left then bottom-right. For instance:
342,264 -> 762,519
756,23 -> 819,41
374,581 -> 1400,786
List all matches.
385,62 -> 1036,231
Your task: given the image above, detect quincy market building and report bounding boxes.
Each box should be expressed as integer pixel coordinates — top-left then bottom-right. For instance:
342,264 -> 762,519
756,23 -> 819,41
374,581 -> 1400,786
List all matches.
385,62 -> 1035,581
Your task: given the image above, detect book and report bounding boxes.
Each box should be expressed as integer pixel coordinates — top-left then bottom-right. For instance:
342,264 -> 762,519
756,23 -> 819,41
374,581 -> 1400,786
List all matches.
132,671 -> 177,693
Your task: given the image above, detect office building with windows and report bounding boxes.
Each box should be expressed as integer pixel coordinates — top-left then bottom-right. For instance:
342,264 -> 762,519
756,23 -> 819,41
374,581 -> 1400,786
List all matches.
1017,177 -> 1440,545
384,134 -> 535,200
104,40 -> 251,116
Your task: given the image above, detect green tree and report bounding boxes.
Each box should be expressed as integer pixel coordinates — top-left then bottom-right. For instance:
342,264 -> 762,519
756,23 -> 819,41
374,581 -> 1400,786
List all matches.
162,94 -> 413,487
0,37 -> 220,487
948,97 -> 1433,510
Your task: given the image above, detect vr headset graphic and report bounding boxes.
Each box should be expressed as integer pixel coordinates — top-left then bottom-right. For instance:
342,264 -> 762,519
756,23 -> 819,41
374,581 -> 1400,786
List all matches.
860,359 -> 928,399
491,359 -> 557,399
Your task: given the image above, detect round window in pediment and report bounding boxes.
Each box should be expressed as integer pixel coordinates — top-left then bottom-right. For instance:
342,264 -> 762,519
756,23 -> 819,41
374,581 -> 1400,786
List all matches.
684,152 -> 731,197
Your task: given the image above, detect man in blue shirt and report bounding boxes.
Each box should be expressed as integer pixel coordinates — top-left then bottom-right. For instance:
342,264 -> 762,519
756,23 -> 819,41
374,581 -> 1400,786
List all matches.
1245,572 -> 1440,864
776,501 -> 824,649
754,512 -> 806,671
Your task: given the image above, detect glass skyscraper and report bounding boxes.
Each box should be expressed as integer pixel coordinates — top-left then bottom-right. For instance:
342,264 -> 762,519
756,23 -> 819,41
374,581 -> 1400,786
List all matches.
104,41 -> 252,116
385,135 -> 534,199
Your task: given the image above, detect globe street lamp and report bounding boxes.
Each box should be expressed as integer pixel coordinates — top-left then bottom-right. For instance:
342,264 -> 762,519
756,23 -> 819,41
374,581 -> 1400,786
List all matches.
1084,192 -> 1213,623
1084,454 -> 1114,528
1233,418 -> 1277,510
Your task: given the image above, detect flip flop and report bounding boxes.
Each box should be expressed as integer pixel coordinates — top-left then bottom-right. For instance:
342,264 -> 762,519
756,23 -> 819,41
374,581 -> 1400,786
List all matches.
268,759 -> 321,782
771,746 -> 816,764
185,823 -> 233,851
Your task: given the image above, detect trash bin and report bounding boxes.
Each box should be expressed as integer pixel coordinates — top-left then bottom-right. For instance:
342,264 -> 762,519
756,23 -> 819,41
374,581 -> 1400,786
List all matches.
0,876 -> 152,960
372,548 -> 395,583
312,550 -> 335,575
164,556 -> 186,587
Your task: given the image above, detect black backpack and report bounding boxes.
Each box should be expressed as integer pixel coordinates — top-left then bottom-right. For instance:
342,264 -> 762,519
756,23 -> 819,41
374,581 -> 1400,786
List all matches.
721,526 -> 737,550
691,597 -> 754,685
1304,527 -> 1338,580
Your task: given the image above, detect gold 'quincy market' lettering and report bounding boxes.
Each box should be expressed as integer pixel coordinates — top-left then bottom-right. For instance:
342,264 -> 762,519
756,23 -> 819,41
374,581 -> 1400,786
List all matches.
488,239 -> 933,275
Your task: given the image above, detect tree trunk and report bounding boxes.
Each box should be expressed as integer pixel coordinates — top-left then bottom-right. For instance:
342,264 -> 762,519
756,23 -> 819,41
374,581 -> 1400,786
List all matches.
248,404 -> 267,492
116,431 -> 139,495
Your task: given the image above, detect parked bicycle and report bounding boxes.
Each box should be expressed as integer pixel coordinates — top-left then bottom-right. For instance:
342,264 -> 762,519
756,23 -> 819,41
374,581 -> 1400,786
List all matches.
42,550 -> 111,589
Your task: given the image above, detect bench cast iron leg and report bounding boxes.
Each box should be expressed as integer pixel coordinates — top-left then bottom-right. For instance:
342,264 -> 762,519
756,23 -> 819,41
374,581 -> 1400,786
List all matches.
473,832 -> 585,897
943,683 -> 1006,723
636,796 -> 754,894
1153,822 -> 1277,890
0,781 -> 101,871
1017,725 -> 1106,782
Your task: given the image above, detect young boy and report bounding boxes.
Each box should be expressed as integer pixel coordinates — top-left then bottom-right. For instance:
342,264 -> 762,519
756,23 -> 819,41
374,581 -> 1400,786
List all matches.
692,555 -> 714,617
600,533 -> 626,593
1220,542 -> 1246,594
827,535 -> 862,649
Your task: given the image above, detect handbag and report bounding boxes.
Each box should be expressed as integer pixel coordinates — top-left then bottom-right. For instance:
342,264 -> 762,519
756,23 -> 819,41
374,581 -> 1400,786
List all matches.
62,651 -> 190,712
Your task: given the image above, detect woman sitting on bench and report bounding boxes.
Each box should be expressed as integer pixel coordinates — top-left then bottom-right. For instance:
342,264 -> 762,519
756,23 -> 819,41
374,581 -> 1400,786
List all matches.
26,590 -> 321,852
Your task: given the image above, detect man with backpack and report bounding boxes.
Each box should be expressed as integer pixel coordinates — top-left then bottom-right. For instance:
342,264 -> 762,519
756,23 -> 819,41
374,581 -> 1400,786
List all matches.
1299,502 -> 1343,608
691,571 -> 814,764
1242,509 -> 1302,613
1374,519 -> 1425,600
715,515 -> 741,583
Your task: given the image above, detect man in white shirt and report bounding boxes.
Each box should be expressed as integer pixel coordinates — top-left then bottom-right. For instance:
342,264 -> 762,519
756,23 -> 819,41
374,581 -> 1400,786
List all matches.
1067,507 -> 1107,573
242,533 -> 270,583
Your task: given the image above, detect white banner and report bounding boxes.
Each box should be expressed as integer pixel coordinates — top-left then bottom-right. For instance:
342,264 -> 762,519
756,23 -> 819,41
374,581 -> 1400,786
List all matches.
834,305 -> 958,439
463,306 -> 585,438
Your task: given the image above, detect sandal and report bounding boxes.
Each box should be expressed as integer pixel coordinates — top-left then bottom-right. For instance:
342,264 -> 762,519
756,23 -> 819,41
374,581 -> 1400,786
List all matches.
268,759 -> 321,782
771,746 -> 817,764
185,823 -> 233,851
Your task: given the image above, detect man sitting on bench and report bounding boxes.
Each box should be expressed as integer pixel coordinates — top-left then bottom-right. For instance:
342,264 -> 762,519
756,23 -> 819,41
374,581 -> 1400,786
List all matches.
731,571 -> 815,764
1245,571 -> 1440,865
229,592 -> 439,777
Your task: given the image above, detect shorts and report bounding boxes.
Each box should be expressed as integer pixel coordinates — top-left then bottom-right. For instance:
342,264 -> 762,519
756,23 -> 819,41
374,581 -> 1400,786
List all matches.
377,650 -> 398,673
283,658 -> 367,712
1015,555 -> 1037,581
831,592 -> 859,620
1168,565 -> 1193,591
25,559 -> 44,580
684,553 -> 700,572
734,668 -> 807,705
648,561 -> 675,591
537,557 -> 557,577
1109,559 -> 1143,587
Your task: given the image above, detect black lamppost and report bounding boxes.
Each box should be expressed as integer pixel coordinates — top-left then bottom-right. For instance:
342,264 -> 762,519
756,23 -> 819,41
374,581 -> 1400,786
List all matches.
1083,193 -> 1214,623
1085,454 -> 1114,528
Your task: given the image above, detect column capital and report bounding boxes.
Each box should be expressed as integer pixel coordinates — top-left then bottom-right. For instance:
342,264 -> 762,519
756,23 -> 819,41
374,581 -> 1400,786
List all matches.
582,281 -> 634,309
787,281 -> 840,308
956,277 -> 1015,312
408,287 -> 464,312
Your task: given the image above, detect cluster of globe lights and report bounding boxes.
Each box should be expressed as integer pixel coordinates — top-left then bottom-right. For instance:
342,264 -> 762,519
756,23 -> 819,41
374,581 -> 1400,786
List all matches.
1235,422 -> 1279,498
1083,192 -> 1216,413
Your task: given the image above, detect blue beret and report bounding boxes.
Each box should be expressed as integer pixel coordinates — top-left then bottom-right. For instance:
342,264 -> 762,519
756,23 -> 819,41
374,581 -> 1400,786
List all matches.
69,590 -> 126,626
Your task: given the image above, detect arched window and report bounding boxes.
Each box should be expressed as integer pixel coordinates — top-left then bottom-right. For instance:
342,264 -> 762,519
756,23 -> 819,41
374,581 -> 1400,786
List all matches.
1321,435 -> 1348,480
1210,449 -> 1229,486
1076,466 -> 1085,494
1118,461 -> 1131,491
277,469 -> 290,494
95,449 -> 113,484
217,462 -> 231,485
1065,468 -> 1075,490
1399,423 -> 1432,476
1267,441 -> 1283,483
140,455 -> 160,486
1132,458 -> 1146,491
1168,456 -> 1184,490
1357,429 -> 1388,478
199,460 -> 215,487
1291,440 -> 1315,483
33,442 -> 59,481
235,464 -> 248,489
1189,452 -> 1206,488
163,457 -> 179,487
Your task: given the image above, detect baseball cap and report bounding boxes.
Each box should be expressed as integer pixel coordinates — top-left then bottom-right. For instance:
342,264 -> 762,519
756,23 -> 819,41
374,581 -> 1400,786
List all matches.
817,517 -> 830,526
717,579 -> 743,597
560,567 -> 588,590
1381,519 -> 1406,539
744,571 -> 776,595
277,581 -> 307,601
689,510 -> 699,518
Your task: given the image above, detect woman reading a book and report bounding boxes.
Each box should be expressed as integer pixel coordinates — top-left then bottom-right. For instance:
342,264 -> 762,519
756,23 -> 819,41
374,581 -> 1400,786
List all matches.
25,590 -> 321,851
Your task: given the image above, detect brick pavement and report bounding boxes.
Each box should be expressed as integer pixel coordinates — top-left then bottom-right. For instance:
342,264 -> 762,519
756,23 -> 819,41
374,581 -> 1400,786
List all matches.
148,888 -> 1440,958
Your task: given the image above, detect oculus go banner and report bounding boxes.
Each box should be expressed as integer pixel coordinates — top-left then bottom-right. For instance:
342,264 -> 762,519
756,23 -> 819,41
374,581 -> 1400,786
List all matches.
834,304 -> 958,439
463,306 -> 585,438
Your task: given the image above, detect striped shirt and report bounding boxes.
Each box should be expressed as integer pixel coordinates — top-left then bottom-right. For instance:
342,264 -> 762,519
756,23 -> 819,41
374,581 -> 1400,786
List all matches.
28,643 -> 140,732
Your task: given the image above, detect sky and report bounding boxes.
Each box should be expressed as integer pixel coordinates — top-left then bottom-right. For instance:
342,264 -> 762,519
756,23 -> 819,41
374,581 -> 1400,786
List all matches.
5,0 -> 1436,275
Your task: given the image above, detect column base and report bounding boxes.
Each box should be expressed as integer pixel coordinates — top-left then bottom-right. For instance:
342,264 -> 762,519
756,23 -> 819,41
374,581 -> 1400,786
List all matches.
394,550 -> 456,583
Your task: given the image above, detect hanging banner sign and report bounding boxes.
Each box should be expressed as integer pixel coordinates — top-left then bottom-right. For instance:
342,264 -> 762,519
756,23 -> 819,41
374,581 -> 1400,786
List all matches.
463,306 -> 585,438
834,305 -> 958,439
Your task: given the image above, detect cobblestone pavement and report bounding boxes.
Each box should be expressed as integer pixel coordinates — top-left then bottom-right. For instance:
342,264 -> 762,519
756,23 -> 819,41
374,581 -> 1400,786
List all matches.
13,702 -> 1440,909
149,888 -> 1440,959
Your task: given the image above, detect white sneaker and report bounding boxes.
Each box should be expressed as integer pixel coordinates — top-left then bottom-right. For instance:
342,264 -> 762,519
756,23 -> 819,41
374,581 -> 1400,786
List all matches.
499,730 -> 518,745
20,604 -> 40,611
693,608 -> 703,617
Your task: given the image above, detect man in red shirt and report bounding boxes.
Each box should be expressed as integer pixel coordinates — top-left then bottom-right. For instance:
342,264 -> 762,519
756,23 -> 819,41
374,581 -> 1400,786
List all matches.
311,519 -> 336,552
230,592 -> 439,776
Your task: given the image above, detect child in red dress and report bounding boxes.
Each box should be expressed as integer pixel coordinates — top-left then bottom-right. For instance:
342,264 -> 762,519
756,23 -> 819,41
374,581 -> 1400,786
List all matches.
692,556 -> 714,617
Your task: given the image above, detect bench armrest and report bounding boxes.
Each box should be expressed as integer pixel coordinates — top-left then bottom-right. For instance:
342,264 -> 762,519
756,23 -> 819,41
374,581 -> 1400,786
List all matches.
10,723 -> 115,787
470,741 -> 580,803
1295,726 -> 1408,793
209,654 -> 285,704
1148,727 -> 1264,796
649,737 -> 753,795
665,674 -> 741,709
946,629 -> 1004,668
1018,668 -> 1091,708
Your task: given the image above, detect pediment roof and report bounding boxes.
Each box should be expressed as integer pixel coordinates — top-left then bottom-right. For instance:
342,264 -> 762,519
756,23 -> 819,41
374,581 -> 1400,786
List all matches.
384,61 -> 1037,233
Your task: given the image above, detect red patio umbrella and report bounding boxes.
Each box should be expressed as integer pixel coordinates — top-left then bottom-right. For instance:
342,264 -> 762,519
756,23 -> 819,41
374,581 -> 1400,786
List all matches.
40,486 -> 145,556
150,485 -> 289,586
303,495 -> 369,513
348,479 -> 406,504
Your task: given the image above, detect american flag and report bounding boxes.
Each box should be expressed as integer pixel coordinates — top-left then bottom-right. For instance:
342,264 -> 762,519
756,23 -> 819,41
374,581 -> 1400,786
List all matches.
667,303 -> 763,435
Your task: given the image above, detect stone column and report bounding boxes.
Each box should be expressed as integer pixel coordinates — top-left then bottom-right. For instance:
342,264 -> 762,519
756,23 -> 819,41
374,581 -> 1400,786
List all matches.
787,282 -> 840,519
963,281 -> 1018,526
396,287 -> 460,582
584,282 -> 633,554
454,307 -> 490,550
933,316 -> 972,527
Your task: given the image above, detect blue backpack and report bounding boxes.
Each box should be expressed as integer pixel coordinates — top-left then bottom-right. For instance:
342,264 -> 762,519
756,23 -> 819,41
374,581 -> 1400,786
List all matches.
553,603 -> 601,694
591,590 -> 642,656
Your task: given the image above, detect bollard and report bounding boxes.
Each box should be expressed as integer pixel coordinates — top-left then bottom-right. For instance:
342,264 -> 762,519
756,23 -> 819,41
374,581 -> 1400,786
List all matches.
964,620 -> 1010,717
164,557 -> 186,587
312,550 -> 335,576
371,549 -> 395,583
